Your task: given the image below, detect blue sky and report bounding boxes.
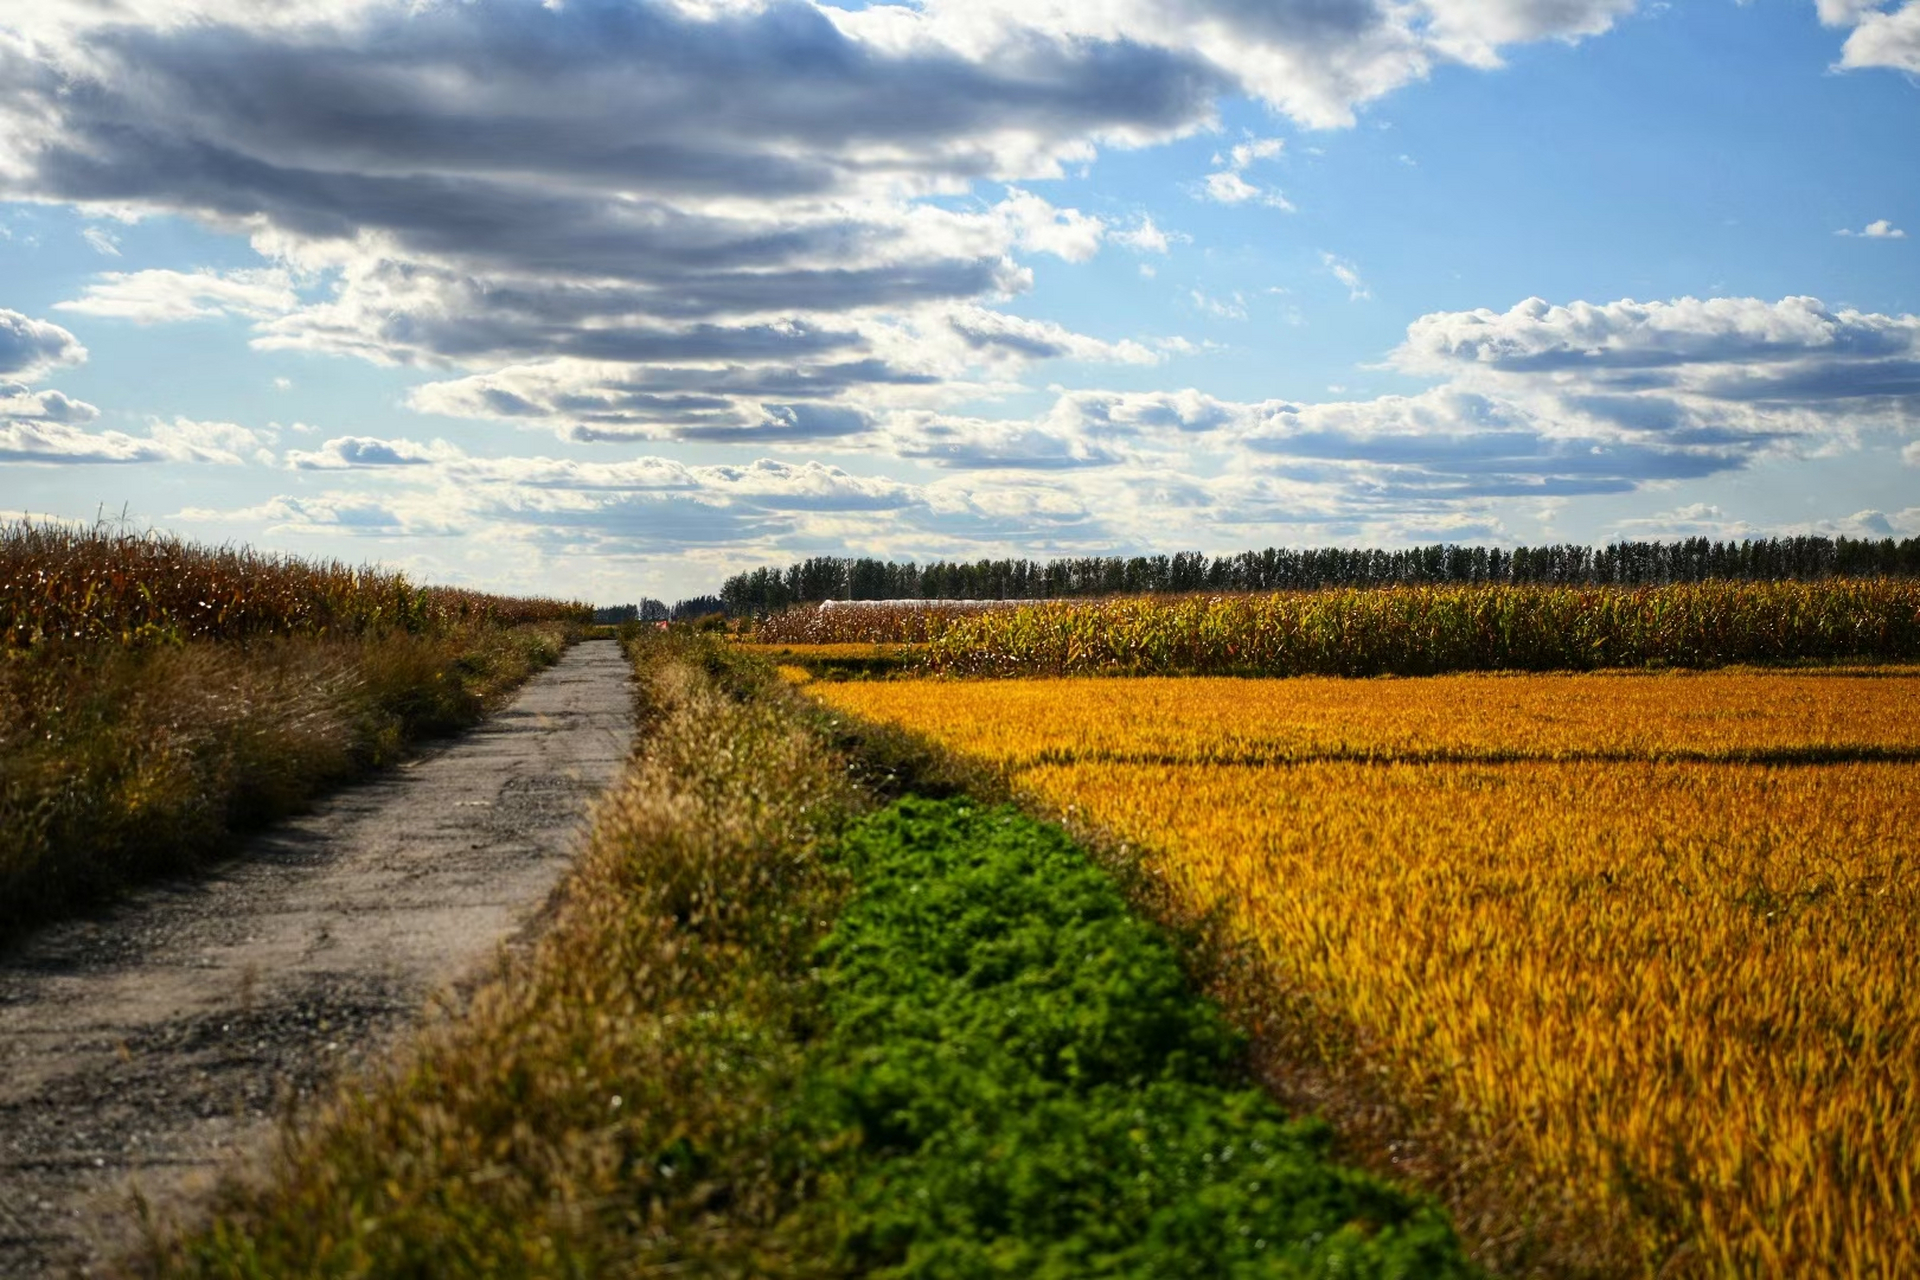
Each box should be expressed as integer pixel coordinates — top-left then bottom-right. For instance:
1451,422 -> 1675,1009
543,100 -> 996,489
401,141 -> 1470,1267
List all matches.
2,0 -> 1916,603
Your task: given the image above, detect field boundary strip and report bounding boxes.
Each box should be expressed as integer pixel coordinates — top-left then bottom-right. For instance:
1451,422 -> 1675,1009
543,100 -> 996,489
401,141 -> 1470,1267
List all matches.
138,632 -> 1479,1277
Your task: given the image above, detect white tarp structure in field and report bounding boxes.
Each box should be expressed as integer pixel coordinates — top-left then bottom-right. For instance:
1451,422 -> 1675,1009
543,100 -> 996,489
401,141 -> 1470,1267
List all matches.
816,599 -> 1029,610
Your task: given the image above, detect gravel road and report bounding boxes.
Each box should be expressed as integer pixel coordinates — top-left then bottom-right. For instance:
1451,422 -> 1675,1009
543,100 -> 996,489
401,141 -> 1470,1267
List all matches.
0,638 -> 635,1276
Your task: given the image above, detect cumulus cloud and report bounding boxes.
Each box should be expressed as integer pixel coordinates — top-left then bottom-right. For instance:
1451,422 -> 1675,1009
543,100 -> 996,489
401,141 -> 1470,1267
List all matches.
386,292 -> 1920,540
286,435 -> 463,470
1836,218 -> 1908,239
0,0 -> 1668,453
1394,296 -> 1920,404
152,288 -> 1920,571
0,309 -> 87,379
400,294 -> 1164,443
0,308 -> 272,464
846,0 -> 1643,130
945,306 -> 1160,366
1820,0 -> 1920,74
0,420 -> 171,465
0,308 -> 110,457
877,293 -> 1920,519
0,410 -> 269,466
1613,502 -> 1758,540
146,416 -> 274,465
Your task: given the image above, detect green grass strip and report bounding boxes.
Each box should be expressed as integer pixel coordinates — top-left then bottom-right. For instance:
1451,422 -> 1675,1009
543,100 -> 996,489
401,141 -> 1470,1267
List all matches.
799,796 -> 1473,1278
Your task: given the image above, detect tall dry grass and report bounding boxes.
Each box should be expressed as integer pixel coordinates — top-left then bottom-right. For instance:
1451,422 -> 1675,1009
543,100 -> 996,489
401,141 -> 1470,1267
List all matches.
143,630 -> 864,1276
0,624 -> 573,941
0,520 -> 591,941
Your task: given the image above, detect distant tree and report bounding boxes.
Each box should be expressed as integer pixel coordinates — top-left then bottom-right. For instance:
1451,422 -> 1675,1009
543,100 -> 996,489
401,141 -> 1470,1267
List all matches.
714,535 -> 1920,613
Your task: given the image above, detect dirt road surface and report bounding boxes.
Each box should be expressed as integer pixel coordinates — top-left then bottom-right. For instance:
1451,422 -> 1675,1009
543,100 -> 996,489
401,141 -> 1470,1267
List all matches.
0,638 -> 635,1276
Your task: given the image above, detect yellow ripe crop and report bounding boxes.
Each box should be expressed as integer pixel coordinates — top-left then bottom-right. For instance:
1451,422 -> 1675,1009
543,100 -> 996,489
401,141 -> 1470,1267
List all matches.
809,672 -> 1920,1275
815,670 -> 1920,766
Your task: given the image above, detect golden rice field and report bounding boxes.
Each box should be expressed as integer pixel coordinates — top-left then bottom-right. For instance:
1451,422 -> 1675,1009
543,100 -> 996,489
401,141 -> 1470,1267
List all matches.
808,671 -> 1920,1275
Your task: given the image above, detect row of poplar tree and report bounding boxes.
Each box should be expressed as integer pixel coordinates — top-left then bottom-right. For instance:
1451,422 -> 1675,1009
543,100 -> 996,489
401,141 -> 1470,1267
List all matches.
712,535 -> 1920,616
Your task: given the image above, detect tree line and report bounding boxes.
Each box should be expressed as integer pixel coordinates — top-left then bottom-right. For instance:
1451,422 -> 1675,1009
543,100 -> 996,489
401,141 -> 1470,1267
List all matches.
714,536 -> 1920,615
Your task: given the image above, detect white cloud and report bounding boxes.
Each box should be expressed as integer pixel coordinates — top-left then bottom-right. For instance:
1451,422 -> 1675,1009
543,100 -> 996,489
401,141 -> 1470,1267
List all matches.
0,325 -> 271,466
0,410 -> 268,466
57,268 -> 300,324
1822,0 -> 1920,74
1190,289 -> 1249,321
287,435 -> 467,470
1836,218 -> 1908,238
0,308 -> 107,458
1110,215 -> 1183,255
945,305 -> 1161,366
993,189 -> 1109,263
81,225 -> 121,256
0,309 -> 87,379
1226,137 -> 1285,169
1200,133 -> 1293,209
145,416 -> 273,465
848,0 -> 1643,130
1203,171 -> 1262,204
1,381 -> 100,426
144,282 -> 1920,576
1323,253 -> 1371,301
0,0 -> 1657,449
0,420 -> 170,465
1904,440 -> 1920,466
1393,295 -> 1920,390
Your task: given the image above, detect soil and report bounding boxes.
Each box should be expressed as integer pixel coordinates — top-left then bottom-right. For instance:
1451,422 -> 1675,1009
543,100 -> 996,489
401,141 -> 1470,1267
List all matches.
0,638 -> 635,1276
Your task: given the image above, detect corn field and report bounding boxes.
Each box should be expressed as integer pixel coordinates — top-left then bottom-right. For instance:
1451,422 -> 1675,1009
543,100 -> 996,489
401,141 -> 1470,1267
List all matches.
0,521 -> 589,649
892,582 -> 1920,676
809,671 -> 1920,1275
751,600 -> 1014,646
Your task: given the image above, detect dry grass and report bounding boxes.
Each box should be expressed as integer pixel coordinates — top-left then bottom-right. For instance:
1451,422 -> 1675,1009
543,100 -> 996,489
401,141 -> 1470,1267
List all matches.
0,521 -> 590,938
0,623 -> 575,941
143,631 -> 864,1277
809,673 -> 1920,1276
